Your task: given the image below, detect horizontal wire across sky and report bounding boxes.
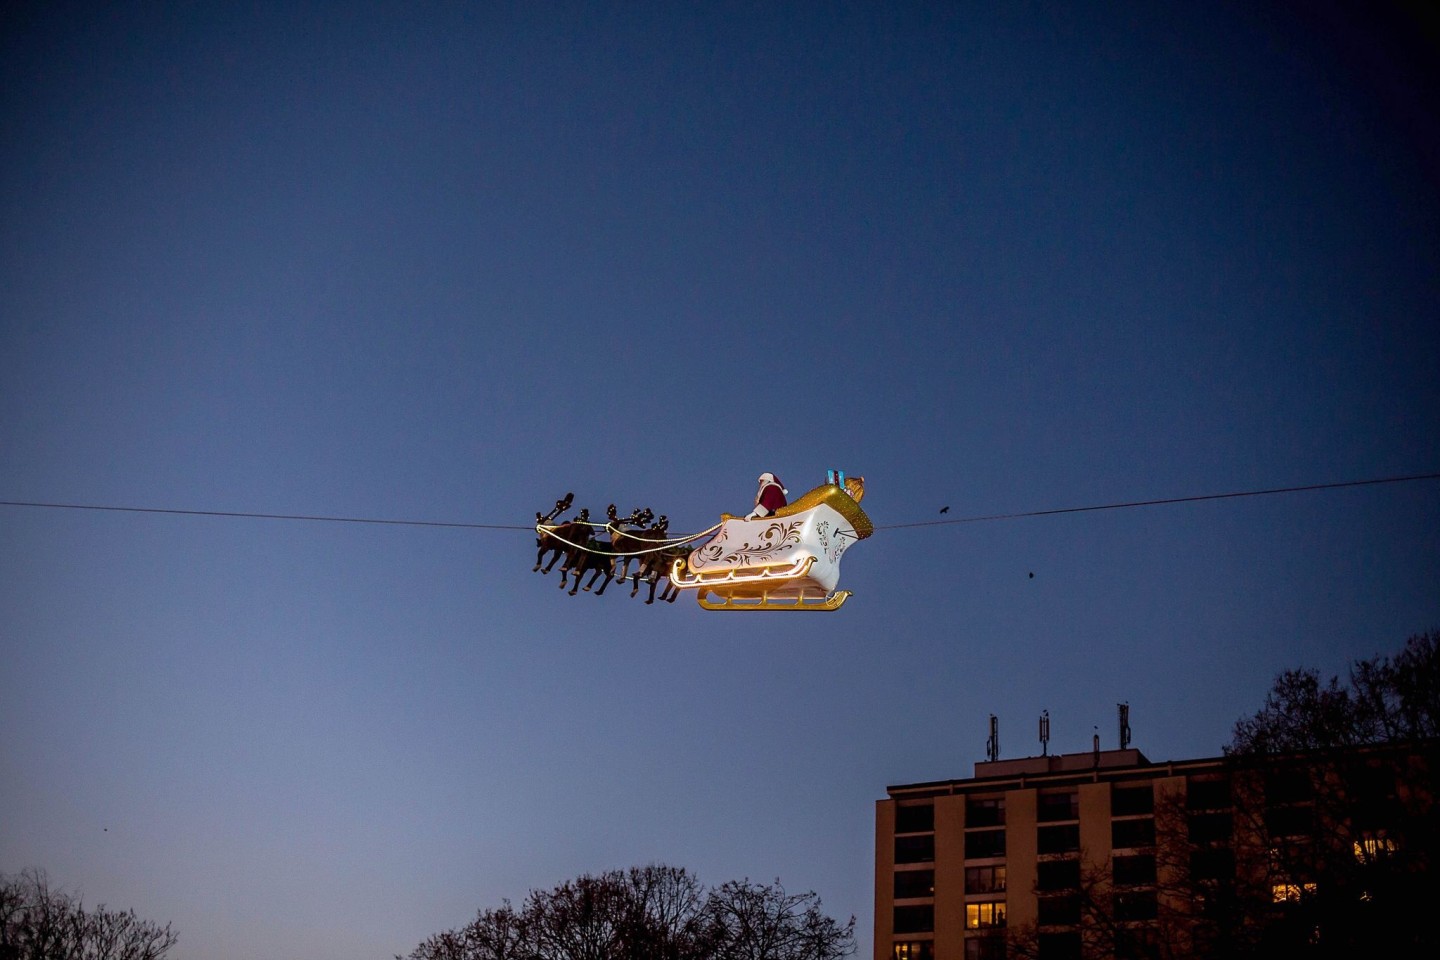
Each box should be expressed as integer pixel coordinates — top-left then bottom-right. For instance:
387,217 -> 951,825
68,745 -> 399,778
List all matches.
3,472 -> 1436,535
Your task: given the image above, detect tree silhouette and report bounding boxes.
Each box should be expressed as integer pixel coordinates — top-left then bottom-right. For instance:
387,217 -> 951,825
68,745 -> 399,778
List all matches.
401,866 -> 853,960
0,869 -> 178,960
1006,632 -> 1439,959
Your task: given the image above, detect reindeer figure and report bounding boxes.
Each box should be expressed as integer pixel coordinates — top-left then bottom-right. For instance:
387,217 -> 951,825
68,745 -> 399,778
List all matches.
628,515 -> 682,604
561,530 -> 616,597
652,545 -> 688,603
606,504 -> 654,584
535,502 -> 590,575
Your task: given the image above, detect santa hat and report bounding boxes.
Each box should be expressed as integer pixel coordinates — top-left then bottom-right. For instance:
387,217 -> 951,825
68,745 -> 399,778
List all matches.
757,472 -> 787,494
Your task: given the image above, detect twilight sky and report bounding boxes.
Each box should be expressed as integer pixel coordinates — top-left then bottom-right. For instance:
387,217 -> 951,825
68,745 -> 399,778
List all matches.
2,2 -> 1437,958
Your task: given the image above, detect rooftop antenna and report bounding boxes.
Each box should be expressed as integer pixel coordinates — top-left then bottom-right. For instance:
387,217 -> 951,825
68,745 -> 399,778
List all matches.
1039,710 -> 1050,757
1118,702 -> 1132,750
986,714 -> 1000,762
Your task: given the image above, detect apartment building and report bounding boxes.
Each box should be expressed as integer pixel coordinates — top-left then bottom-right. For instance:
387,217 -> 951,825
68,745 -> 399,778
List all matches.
875,739 -> 1432,960
877,747 -> 1197,960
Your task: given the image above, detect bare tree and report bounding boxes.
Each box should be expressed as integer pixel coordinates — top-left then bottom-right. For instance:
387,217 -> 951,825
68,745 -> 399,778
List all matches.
403,902 -> 528,960
618,865 -> 714,960
706,880 -> 854,960
1223,631 -> 1440,957
1006,632 -> 1440,959
0,869 -> 178,960
400,867 -> 853,960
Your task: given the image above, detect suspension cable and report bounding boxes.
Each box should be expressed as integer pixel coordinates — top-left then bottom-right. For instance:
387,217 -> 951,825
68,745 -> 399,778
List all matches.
4,472 -> 1436,537
876,472 -> 1440,530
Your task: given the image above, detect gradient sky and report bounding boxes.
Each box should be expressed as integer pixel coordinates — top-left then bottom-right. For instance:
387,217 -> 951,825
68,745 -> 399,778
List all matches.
3,2 -> 1438,958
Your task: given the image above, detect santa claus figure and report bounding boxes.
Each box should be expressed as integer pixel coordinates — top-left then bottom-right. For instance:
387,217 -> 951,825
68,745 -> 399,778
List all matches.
746,472 -> 788,519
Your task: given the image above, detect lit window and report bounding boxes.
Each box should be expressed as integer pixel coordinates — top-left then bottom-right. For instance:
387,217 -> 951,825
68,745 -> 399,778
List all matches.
1271,882 -> 1317,903
1353,833 -> 1398,862
893,942 -> 934,960
966,901 -> 1007,929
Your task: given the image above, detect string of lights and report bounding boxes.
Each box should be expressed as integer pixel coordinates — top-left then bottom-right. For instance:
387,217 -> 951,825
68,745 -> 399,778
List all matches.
2,472 -> 1436,535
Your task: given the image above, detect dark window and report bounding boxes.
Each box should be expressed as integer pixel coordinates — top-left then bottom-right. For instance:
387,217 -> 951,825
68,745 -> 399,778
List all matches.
1190,847 -> 1234,881
1265,768 -> 1312,804
1038,895 -> 1080,926
1038,931 -> 1081,960
896,804 -> 934,834
1188,812 -> 1232,844
965,865 -> 1007,895
893,943 -> 934,960
966,796 -> 1006,827
966,829 -> 1006,859
1351,765 -> 1396,807
1114,890 -> 1158,921
1187,778 -> 1231,810
893,905 -> 934,934
1111,818 -> 1156,848
1264,806 -> 1312,838
1113,854 -> 1156,886
1037,791 -> 1079,822
1111,785 -> 1154,816
1037,824 -> 1080,854
894,869 -> 934,899
1116,928 -> 1161,960
1036,859 -> 1080,892
895,835 -> 935,864
964,938 -> 1006,960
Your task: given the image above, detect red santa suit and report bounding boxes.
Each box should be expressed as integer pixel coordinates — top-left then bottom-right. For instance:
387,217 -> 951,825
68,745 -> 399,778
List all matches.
746,473 -> 788,519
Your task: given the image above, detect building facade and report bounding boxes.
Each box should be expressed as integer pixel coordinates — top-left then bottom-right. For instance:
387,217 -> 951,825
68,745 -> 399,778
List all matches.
875,742 -> 1433,960
877,748 -> 1199,960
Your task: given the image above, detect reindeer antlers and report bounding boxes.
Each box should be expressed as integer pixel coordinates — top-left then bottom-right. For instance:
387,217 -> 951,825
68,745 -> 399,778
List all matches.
539,493 -> 576,525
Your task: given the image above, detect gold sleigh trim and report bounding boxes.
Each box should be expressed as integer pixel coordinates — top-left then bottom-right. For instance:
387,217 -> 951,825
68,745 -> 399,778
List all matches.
720,480 -> 873,540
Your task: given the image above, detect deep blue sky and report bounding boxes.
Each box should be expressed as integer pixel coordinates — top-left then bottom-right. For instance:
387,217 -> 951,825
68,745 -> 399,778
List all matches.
3,2 -> 1437,958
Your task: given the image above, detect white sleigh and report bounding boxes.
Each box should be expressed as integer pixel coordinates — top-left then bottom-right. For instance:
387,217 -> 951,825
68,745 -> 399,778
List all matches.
669,478 -> 872,611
